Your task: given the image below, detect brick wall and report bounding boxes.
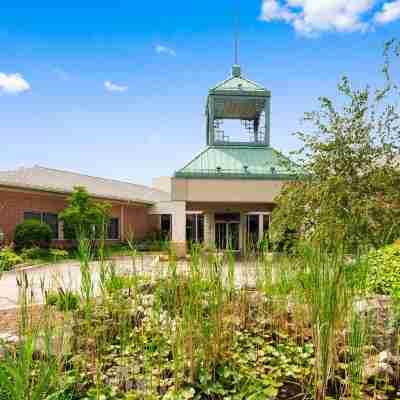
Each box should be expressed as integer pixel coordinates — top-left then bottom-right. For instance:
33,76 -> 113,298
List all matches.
122,203 -> 152,240
0,187 -> 152,245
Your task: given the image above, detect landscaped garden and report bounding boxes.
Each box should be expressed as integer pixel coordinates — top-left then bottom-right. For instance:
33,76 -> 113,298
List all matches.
0,239 -> 400,400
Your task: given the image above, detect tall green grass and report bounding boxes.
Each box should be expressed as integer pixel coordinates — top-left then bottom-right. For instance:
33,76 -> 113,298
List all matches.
1,235 -> 397,399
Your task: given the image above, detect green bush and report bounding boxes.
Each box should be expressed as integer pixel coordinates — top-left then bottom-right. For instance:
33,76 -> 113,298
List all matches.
50,248 -> 69,262
21,246 -> 50,261
14,219 -> 53,249
367,241 -> 400,297
46,288 -> 80,311
0,247 -> 23,270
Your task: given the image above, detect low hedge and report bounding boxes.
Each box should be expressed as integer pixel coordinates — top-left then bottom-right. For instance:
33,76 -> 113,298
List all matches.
14,219 -> 53,249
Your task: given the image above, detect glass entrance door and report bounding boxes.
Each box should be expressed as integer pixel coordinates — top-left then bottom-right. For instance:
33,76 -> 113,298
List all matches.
227,223 -> 240,251
215,222 -> 240,251
215,222 -> 227,250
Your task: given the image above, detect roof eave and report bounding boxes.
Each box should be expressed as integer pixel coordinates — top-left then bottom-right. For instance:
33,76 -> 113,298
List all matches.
0,182 -> 155,206
174,172 -> 298,181
208,90 -> 271,97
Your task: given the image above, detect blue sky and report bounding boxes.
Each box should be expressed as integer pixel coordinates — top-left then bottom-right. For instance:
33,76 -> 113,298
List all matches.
1,0 -> 399,185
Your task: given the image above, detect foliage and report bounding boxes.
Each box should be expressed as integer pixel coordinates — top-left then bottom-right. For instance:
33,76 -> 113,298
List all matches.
46,288 -> 80,311
0,246 -> 23,270
59,186 -> 111,239
296,241 -> 369,400
2,241 -> 400,400
0,278 -> 66,400
366,241 -> 400,297
50,248 -> 69,262
20,246 -> 50,261
14,219 -> 53,250
271,41 -> 400,252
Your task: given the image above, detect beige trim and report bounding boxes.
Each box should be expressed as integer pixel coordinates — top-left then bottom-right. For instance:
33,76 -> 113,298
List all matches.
172,178 -> 285,203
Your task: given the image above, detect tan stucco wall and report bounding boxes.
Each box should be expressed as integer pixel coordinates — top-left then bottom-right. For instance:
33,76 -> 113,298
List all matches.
172,178 -> 285,203
149,201 -> 186,242
152,176 -> 172,194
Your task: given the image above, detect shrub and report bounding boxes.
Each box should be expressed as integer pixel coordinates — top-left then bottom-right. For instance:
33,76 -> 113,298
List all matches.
0,247 -> 23,270
46,288 -> 80,311
367,242 -> 400,297
21,246 -> 50,261
14,219 -> 53,249
50,248 -> 69,262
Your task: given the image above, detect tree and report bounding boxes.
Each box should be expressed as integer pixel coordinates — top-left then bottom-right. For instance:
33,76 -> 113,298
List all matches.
271,40 -> 400,252
59,186 -> 111,239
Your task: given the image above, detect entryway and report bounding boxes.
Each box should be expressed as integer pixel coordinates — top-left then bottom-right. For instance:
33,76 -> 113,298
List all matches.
215,213 -> 240,251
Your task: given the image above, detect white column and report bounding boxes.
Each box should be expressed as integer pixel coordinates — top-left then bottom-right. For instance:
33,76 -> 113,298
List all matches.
58,220 -> 64,240
120,205 -> 125,241
259,214 -> 264,243
240,213 -> 246,253
209,212 -> 215,248
203,213 -> 210,243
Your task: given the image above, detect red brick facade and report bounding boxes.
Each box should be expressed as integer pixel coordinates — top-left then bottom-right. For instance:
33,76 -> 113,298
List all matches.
0,187 -> 153,245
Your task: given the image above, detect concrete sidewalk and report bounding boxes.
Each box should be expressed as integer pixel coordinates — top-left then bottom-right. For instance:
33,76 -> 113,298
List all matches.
0,256 -> 159,310
0,255 -> 260,311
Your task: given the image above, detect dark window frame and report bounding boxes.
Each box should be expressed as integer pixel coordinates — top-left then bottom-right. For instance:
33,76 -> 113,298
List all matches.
160,214 -> 172,240
186,213 -> 204,243
107,218 -> 120,240
24,211 -> 59,240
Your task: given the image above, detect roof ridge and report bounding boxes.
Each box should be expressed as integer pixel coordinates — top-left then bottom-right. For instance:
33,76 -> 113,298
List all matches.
176,147 -> 211,173
209,76 -> 235,91
32,165 -> 168,194
209,74 -> 267,92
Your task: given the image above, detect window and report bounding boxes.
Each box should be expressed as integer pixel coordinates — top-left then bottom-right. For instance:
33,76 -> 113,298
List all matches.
24,211 -> 41,222
43,213 -> 59,240
160,214 -> 172,240
186,214 -> 204,243
24,211 -> 59,239
107,218 -> 119,240
246,215 -> 259,247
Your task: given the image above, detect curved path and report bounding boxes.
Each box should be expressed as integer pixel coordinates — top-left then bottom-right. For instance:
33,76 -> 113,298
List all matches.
0,256 -> 159,310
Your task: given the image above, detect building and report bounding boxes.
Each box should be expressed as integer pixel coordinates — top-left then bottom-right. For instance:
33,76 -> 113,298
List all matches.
0,165 -> 169,245
0,63 -> 295,255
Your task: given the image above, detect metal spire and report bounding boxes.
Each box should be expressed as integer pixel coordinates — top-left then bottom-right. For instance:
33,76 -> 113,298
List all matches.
232,2 -> 241,77
234,9 -> 240,65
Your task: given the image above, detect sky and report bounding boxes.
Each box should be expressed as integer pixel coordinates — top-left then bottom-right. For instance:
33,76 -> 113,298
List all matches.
1,0 -> 400,186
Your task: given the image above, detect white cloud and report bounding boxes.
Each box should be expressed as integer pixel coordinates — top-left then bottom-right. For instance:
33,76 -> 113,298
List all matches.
374,0 -> 400,23
0,73 -> 31,94
155,44 -> 176,56
104,80 -> 128,92
260,0 -> 400,36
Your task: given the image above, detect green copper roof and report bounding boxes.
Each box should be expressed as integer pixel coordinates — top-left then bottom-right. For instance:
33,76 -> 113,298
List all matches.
209,65 -> 270,97
175,146 -> 297,180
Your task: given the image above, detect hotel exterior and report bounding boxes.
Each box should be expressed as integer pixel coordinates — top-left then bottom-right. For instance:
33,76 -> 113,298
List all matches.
0,64 -> 295,256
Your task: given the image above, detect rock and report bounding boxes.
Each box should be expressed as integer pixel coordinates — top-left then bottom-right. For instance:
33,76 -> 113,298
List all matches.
364,353 -> 397,382
0,333 -> 18,343
378,350 -> 391,363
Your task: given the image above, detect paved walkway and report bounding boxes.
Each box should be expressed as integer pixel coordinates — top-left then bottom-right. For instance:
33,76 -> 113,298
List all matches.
0,256 -> 159,310
0,256 -> 259,311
